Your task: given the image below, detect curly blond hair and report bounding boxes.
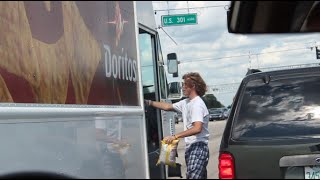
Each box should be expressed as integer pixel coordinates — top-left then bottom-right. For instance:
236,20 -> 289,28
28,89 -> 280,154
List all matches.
182,72 -> 207,96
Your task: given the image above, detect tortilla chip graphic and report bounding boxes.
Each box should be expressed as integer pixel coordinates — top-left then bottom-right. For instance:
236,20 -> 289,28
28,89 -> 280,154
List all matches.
0,1 -> 101,104
0,2 -> 40,90
0,76 -> 13,102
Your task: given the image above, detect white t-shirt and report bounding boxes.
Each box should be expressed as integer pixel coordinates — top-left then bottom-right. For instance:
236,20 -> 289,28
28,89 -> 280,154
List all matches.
173,96 -> 210,149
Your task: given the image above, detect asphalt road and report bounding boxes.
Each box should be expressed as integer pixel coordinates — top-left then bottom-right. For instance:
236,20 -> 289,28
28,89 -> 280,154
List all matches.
169,120 -> 227,179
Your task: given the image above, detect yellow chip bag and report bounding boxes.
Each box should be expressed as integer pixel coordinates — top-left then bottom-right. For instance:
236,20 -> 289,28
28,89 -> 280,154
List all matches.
156,139 -> 179,167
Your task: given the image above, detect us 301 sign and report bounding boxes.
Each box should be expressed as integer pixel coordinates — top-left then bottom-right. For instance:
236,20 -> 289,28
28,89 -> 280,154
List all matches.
161,13 -> 197,27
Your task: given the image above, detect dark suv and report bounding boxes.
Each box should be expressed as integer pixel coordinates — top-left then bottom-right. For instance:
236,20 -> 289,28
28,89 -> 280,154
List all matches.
219,67 -> 320,179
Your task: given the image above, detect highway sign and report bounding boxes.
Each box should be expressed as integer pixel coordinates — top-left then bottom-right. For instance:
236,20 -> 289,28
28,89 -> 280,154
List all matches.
161,13 -> 197,27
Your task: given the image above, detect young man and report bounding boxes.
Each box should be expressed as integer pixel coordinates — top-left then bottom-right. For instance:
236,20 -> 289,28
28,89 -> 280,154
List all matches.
145,72 -> 210,179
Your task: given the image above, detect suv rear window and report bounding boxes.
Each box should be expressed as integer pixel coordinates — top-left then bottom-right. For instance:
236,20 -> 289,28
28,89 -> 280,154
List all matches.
232,76 -> 320,140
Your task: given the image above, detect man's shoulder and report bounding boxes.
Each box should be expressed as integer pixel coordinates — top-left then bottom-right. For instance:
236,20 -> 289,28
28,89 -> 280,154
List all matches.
193,97 -> 209,111
194,96 -> 206,105
175,98 -> 188,105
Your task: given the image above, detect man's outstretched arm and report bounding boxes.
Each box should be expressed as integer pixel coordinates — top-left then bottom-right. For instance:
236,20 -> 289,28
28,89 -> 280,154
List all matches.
145,100 -> 174,111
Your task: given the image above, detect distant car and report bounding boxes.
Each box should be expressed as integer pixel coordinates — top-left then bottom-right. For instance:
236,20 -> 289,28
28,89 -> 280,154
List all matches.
223,108 -> 230,119
220,108 -> 229,119
219,66 -> 320,179
209,108 -> 225,121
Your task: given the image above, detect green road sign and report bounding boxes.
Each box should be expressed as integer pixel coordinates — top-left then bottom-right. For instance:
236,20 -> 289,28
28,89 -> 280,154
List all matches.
161,13 -> 197,27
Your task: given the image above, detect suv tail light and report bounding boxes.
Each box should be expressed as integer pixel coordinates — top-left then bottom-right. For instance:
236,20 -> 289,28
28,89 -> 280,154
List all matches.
219,153 -> 235,179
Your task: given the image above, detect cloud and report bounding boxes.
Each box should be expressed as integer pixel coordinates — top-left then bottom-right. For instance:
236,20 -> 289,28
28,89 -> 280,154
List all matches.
211,32 -> 257,50
152,1 -> 320,106
258,44 -> 316,68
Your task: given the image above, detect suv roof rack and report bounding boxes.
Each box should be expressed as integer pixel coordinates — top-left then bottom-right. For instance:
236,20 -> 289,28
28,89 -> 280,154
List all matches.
246,68 -> 262,75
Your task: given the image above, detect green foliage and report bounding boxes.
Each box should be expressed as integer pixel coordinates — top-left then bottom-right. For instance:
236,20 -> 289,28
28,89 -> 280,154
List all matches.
201,94 -> 224,109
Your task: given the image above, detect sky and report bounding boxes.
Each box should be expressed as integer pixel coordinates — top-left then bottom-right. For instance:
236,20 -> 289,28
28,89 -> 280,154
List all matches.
152,1 -> 320,106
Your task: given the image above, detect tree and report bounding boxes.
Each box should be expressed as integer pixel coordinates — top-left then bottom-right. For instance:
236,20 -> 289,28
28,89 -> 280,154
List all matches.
201,94 -> 224,109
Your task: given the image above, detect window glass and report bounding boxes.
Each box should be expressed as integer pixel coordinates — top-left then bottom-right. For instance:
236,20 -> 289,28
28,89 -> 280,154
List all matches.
157,36 -> 167,99
232,76 -> 320,140
139,33 -> 155,94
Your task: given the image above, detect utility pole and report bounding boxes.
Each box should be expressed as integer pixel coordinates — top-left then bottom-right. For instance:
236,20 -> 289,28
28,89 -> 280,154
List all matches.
187,1 -> 189,13
316,47 -> 320,59
248,51 -> 252,69
256,54 -> 260,69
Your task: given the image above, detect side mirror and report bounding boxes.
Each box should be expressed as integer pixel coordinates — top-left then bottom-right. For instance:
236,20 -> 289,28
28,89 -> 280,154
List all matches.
167,53 -> 179,74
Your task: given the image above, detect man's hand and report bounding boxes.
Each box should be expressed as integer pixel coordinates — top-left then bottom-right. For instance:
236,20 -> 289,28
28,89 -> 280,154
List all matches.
144,99 -> 151,106
110,139 -> 131,154
113,139 -> 129,147
163,135 -> 177,144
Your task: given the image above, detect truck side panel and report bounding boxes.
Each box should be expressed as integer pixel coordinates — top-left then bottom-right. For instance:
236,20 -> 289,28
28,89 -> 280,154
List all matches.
0,1 -> 149,178
0,107 -> 147,178
0,1 -> 139,106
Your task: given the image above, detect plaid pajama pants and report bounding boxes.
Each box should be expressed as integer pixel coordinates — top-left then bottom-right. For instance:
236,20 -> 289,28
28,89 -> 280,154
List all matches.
185,142 -> 209,179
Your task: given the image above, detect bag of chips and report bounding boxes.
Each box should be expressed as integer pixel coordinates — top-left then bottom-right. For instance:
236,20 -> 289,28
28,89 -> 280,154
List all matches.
156,139 -> 179,167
